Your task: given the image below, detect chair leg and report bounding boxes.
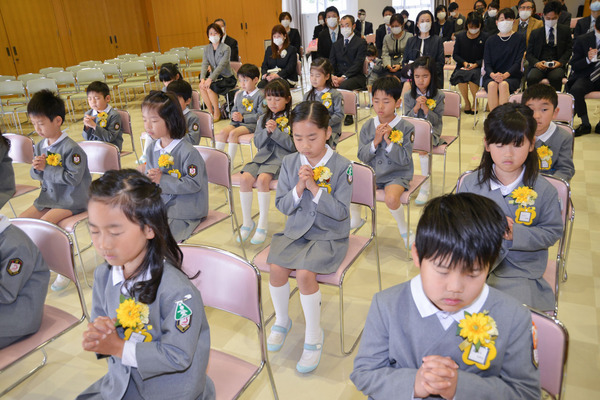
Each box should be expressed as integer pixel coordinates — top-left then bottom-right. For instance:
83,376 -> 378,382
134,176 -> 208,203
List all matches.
374,236 -> 382,292
406,202 -> 411,260
0,348 -> 47,397
8,200 -> 17,217
442,152 -> 447,193
71,224 -> 92,288
338,283 -> 363,356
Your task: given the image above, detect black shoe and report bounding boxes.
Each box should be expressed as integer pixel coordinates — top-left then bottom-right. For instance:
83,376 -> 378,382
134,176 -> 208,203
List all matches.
574,124 -> 592,137
464,109 -> 474,115
595,122 -> 600,134
344,115 -> 354,126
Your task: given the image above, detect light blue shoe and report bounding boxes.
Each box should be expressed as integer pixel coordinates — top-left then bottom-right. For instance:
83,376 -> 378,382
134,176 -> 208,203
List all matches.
296,329 -> 324,373
267,319 -> 292,352
401,231 -> 415,249
250,228 -> 267,245
415,189 -> 430,206
236,221 -> 255,243
51,274 -> 70,291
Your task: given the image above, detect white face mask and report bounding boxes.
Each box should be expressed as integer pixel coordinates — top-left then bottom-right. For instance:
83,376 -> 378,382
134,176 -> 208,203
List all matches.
340,26 -> 352,38
273,37 -> 284,47
497,20 -> 514,34
391,26 -> 403,35
488,9 -> 498,17
419,22 -> 432,33
592,1 -> 600,12
327,17 -> 338,28
383,15 -> 392,25
319,19 -> 325,26
359,15 -> 366,22
519,10 -> 532,20
469,28 -> 480,34
450,11 -> 457,17
209,35 -> 221,44
281,19 -> 291,28
545,19 -> 558,28
437,12 -> 447,20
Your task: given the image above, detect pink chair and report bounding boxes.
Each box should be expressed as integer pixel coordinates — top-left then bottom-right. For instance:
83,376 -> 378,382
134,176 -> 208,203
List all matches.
115,109 -> 139,162
436,89 -> 461,192
365,34 -> 375,44
0,218 -> 88,396
253,162 -> 381,355
3,133 -> 39,216
180,245 -> 279,400
191,89 -> 201,110
230,61 -> 242,75
185,146 -> 247,259
509,92 -> 574,127
529,307 -> 569,399
375,117 -> 433,259
192,109 -> 215,147
443,41 -> 456,82
337,89 -> 359,146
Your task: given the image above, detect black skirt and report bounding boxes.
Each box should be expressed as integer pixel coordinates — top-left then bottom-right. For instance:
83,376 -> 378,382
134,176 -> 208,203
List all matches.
208,75 -> 237,95
449,67 -> 481,86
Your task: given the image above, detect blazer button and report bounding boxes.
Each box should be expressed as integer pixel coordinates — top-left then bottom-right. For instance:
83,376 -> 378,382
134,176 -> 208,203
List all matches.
298,207 -> 302,211
388,161 -> 392,165
377,160 -> 382,165
41,187 -> 47,192
110,357 -> 115,364
310,211 -> 316,216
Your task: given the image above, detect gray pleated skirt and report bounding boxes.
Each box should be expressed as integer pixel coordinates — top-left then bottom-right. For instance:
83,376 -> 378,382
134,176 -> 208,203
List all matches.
267,234 -> 349,274
487,272 -> 555,312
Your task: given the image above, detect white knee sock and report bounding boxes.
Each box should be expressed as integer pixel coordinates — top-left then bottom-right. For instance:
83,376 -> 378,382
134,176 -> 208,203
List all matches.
389,205 -> 407,234
257,191 -> 271,231
419,155 -> 431,193
227,143 -> 238,163
215,141 -> 226,151
350,204 -> 362,228
300,290 -> 322,345
269,282 -> 290,327
239,191 -> 253,227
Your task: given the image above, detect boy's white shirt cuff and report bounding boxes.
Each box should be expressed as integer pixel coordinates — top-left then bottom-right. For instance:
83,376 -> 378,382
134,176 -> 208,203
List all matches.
385,142 -> 394,152
370,142 -> 377,153
121,341 -> 138,367
292,186 -> 323,205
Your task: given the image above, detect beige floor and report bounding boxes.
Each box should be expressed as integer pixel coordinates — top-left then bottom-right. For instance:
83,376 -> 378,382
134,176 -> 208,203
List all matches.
2,82 -> 600,399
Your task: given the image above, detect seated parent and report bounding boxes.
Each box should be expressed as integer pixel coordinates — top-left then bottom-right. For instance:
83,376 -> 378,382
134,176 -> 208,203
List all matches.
403,10 -> 445,88
259,25 -> 298,89
382,14 -> 413,82
376,6 -> 397,55
433,4 -> 455,42
214,18 -> 239,62
316,6 -> 341,60
279,12 -> 302,55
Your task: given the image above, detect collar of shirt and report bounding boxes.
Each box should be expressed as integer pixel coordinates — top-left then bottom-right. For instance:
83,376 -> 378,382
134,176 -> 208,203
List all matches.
490,164 -> 526,195
315,87 -> 330,97
112,265 -> 152,297
300,145 -> 334,168
374,114 -> 401,129
42,130 -> 69,150
536,121 -> 556,143
345,33 -> 355,42
0,214 -> 10,235
244,88 -> 259,97
329,26 -> 339,34
91,104 -> 112,117
182,107 -> 190,116
221,34 -> 227,43
410,274 -> 490,331
153,138 -> 182,154
416,87 -> 429,97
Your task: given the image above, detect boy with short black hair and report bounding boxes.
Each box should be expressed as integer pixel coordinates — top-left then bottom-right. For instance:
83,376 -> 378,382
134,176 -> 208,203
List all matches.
351,193 -> 540,399
366,44 -> 385,89
522,83 -> 575,181
167,79 -> 201,145
83,81 -> 123,151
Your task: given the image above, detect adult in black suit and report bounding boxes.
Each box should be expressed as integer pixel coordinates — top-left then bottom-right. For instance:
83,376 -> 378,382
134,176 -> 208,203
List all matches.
403,10 -> 445,88
483,2 -> 500,35
279,12 -> 302,55
573,1 -> 600,39
526,1 -> 572,91
316,6 -> 342,60
400,10 -> 415,34
433,4 -> 455,42
313,12 -> 326,40
355,9 -> 374,37
214,19 -> 239,62
567,18 -> 600,136
542,0 -> 571,26
259,25 -> 298,89
376,6 -> 397,56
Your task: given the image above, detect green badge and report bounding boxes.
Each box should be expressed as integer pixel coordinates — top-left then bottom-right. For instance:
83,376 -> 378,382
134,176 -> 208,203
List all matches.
346,164 -> 353,184
174,299 -> 193,333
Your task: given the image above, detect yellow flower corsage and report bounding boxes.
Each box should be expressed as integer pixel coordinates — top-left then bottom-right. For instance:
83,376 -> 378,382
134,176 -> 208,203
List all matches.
116,297 -> 153,342
97,112 -> 108,128
426,98 -> 436,110
168,169 -> 181,179
457,311 -> 498,370
321,92 -> 332,109
313,166 -> 333,193
537,145 -> 553,170
389,129 -> 403,145
276,116 -> 290,135
242,97 -> 254,112
46,152 -> 62,167
509,186 -> 538,225
158,153 -> 174,168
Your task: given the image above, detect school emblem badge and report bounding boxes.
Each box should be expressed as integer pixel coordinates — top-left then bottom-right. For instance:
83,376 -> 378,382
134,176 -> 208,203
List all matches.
114,123 -> 120,130
72,153 -> 81,165
410,131 -> 415,143
346,164 -> 353,184
192,123 -> 199,131
7,258 -> 22,276
174,299 -> 193,333
188,164 -> 198,177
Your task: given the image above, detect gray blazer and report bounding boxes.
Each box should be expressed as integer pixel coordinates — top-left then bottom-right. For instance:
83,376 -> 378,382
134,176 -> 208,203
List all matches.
231,90 -> 265,131
145,140 -> 208,221
31,137 -> 92,214
303,88 -> 344,136
358,117 -> 414,188
78,262 -> 215,400
403,89 -> 445,146
0,140 -> 15,209
536,125 -> 575,182
382,32 -> 413,67
183,110 -> 201,145
0,221 -> 49,348
275,152 -> 352,241
250,114 -> 296,166
351,281 -> 540,399
200,43 -> 234,81
82,108 -> 123,151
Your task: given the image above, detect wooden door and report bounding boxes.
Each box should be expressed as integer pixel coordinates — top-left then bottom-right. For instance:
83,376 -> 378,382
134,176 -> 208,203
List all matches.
104,0 -> 152,56
0,14 -> 16,76
241,0 -> 281,65
0,0 -> 66,74
149,0 -> 206,51
204,1 -> 246,58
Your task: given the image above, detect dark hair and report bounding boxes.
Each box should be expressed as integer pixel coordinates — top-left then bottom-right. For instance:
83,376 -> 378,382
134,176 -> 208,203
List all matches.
358,9 -> 366,13
410,56 -> 438,99
522,83 -> 558,109
214,18 -> 226,27
543,0 -> 562,15
448,2 -> 459,12
291,101 -> 330,130
158,63 -> 181,83
89,169 -> 184,304
498,7 -> 516,20
141,91 -> 186,139
366,43 -> 378,57
271,25 -> 290,58
279,11 -> 292,22
518,0 -> 534,8
166,79 -> 193,102
489,1 -> 500,9
0,131 -> 9,152
466,11 -> 483,27
86,81 -> 110,97
400,9 -> 409,17
341,14 -> 355,25
262,79 -> 292,129
371,75 -> 403,101
237,63 -> 260,80
474,0 -> 487,10
390,13 -> 405,26
382,6 -> 396,16
415,193 -> 508,272
307,58 -> 334,100
415,10 -> 434,35
325,5 -> 340,17
207,23 -> 223,38
478,102 -> 538,187
317,11 -> 326,22
27,89 -> 65,124
435,4 -> 448,19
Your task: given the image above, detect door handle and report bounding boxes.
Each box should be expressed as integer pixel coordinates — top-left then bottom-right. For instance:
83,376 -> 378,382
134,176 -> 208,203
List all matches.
12,46 -> 17,56
109,36 -> 113,44
240,23 -> 243,30
5,47 -> 9,56
245,22 -> 248,30
114,35 -> 117,44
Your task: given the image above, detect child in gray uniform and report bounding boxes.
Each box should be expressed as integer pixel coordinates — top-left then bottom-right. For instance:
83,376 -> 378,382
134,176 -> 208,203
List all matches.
266,101 -> 353,374
167,79 -> 202,145
82,81 -> 123,151
0,135 -> 15,210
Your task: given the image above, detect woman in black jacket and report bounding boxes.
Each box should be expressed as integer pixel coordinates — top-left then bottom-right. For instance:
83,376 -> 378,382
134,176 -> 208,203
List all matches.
259,24 -> 298,89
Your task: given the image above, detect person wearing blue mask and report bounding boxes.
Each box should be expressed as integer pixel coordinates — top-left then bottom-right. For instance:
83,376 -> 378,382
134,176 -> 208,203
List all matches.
574,0 -> 600,38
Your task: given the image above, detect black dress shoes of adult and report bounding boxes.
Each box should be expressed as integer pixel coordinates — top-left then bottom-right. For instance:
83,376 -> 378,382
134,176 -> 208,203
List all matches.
344,115 -> 354,126
574,124 -> 591,137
